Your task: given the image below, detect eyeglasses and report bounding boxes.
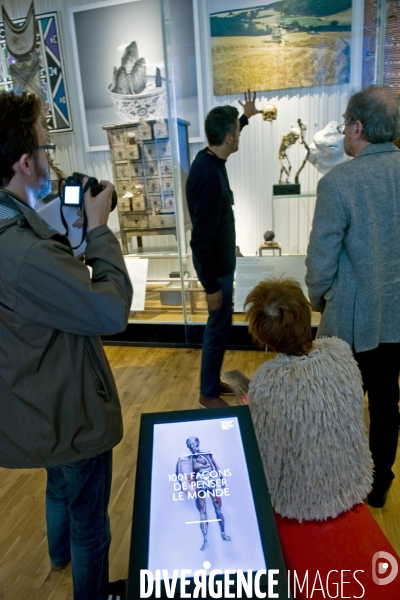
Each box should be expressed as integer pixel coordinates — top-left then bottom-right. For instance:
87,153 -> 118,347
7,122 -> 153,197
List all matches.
37,143 -> 56,156
337,121 -> 360,134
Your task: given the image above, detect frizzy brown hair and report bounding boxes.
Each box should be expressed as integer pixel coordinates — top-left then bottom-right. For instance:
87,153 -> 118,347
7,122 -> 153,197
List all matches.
244,277 -> 313,356
0,91 -> 44,187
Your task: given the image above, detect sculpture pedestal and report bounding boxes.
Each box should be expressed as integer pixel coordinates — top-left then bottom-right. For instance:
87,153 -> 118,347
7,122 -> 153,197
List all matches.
259,242 -> 281,256
273,183 -> 300,195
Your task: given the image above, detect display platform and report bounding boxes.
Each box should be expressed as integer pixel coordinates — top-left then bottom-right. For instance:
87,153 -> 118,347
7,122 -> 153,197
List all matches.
127,406 -> 287,598
275,504 -> 400,599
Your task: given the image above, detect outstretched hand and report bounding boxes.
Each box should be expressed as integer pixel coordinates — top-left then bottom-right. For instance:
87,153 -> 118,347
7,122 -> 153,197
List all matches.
238,89 -> 262,119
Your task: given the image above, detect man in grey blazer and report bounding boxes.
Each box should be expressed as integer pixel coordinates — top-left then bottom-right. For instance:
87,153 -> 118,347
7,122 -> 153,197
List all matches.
306,86 -> 400,509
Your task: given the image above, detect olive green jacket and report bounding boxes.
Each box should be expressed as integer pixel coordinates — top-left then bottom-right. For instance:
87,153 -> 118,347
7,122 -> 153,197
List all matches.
0,190 -> 133,467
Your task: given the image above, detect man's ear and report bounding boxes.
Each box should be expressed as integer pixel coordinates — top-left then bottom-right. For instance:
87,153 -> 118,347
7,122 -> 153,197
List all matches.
353,120 -> 364,140
15,153 -> 32,177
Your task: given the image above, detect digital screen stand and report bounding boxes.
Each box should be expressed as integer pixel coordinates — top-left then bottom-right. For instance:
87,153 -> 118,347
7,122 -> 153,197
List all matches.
127,406 -> 288,599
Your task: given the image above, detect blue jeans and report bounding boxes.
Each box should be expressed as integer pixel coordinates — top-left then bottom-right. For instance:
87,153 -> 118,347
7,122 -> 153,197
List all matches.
45,450 -> 112,600
200,272 -> 234,399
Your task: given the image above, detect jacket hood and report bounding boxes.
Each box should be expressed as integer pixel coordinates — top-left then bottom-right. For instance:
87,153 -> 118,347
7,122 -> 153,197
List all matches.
0,188 -> 68,244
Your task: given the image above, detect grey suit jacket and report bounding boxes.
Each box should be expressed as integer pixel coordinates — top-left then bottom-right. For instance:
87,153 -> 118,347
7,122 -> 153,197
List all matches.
306,142 -> 400,353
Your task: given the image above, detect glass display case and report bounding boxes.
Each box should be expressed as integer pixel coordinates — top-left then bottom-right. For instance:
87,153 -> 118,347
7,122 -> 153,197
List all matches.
102,0 -> 396,345
108,0 -> 360,344
7,0 -> 392,346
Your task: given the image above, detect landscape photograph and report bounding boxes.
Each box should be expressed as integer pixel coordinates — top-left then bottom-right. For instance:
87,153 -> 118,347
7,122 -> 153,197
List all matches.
209,0 -> 352,95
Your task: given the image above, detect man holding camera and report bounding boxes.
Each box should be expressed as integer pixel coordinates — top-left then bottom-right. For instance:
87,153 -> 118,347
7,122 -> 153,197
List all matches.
0,92 -> 132,599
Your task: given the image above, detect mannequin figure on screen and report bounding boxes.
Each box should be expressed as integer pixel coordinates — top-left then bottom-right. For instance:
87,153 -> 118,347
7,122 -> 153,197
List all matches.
176,436 -> 231,551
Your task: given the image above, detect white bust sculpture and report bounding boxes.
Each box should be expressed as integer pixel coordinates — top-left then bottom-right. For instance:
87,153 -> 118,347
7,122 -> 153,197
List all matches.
307,121 -> 351,175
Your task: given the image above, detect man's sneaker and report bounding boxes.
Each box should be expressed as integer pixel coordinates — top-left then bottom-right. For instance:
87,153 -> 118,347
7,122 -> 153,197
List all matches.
107,579 -> 127,600
199,395 -> 229,409
220,381 -> 235,396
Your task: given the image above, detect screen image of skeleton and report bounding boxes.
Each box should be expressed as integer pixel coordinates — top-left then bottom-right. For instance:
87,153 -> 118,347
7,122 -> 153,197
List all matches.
176,436 -> 231,551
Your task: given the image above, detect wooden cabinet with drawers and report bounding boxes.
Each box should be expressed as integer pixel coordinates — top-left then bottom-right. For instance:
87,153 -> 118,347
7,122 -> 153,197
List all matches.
103,118 -> 191,254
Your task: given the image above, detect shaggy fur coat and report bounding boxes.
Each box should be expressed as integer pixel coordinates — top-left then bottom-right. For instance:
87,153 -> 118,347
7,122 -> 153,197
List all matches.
249,337 -> 373,522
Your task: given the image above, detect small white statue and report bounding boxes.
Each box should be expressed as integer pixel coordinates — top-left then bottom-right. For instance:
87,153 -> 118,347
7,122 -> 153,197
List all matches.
307,121 -> 351,175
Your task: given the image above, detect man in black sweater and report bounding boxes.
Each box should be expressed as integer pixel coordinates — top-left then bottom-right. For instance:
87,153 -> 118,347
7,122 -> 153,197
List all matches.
186,91 -> 260,408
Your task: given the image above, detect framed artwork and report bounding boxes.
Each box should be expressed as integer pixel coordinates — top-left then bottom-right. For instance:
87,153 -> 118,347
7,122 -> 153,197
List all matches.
0,10 -> 72,133
69,0 -> 165,152
70,0 -> 204,152
208,0 -> 353,95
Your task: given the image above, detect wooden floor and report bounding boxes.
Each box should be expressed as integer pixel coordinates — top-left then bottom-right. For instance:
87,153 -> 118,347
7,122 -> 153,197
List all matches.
0,345 -> 399,599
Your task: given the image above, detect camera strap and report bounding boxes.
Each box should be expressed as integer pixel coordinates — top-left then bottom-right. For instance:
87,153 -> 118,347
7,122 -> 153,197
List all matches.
59,178 -> 88,251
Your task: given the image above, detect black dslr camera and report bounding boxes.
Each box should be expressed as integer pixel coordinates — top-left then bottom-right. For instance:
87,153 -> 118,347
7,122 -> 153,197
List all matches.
61,172 -> 117,211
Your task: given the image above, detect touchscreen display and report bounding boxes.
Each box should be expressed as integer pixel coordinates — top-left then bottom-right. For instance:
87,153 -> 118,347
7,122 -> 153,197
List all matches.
64,185 -> 81,205
148,417 -> 266,576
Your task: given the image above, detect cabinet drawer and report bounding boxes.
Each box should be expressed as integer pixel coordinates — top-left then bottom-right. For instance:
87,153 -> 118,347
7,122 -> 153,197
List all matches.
130,162 -> 143,178
125,145 -> 140,161
111,130 -> 125,146
144,160 -> 158,177
160,159 -> 172,176
125,126 -> 138,144
117,180 -> 130,196
118,198 -> 131,211
122,214 -> 149,228
146,178 -> 160,194
148,195 -> 162,211
131,179 -> 145,195
148,214 -> 176,228
163,195 -> 175,211
114,147 -> 127,161
162,177 -> 173,194
116,163 -> 130,179
153,121 -> 168,139
131,196 -> 146,211
137,123 -> 153,141
156,140 -> 171,158
131,176 -> 145,186
142,142 -> 157,159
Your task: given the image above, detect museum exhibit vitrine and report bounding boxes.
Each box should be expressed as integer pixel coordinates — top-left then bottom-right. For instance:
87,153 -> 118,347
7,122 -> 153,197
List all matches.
1,0 -> 396,345
103,118 -> 191,254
